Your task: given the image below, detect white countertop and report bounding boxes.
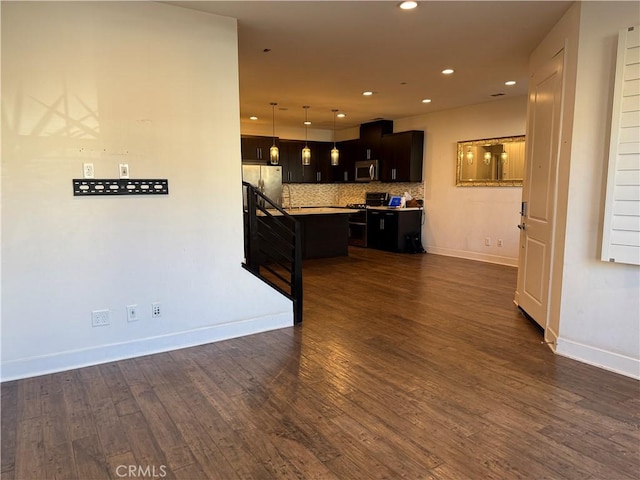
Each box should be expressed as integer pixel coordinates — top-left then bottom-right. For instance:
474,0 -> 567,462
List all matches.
285,207 -> 359,215
366,206 -> 424,211
262,206 -> 423,216
264,207 -> 359,216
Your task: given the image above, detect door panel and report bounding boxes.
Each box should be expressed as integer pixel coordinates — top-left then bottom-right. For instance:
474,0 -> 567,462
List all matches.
515,50 -> 564,329
522,237 -> 546,304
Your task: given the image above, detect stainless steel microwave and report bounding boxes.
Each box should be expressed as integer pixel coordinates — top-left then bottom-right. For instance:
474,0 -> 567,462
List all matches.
355,160 -> 378,182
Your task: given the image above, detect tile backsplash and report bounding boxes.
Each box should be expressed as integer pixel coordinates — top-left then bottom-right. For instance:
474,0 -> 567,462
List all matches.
283,182 -> 424,207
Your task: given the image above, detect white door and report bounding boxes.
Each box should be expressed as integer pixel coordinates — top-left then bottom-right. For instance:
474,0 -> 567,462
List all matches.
515,50 -> 565,330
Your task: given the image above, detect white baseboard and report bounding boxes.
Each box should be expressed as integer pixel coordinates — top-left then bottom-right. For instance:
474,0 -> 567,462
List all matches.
544,325 -> 559,353
1,313 -> 293,382
426,245 -> 518,267
556,337 -> 640,380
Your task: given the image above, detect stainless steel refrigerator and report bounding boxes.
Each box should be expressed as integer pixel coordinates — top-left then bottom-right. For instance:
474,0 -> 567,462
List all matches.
242,164 -> 282,208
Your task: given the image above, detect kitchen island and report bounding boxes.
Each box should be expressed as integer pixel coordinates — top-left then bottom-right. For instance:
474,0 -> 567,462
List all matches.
267,207 -> 358,259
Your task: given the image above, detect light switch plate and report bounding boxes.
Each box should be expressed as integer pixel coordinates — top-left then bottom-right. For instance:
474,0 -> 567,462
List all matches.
119,163 -> 129,179
127,304 -> 139,322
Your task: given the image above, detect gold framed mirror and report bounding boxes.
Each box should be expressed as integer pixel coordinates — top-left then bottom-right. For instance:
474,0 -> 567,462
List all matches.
456,135 -> 525,187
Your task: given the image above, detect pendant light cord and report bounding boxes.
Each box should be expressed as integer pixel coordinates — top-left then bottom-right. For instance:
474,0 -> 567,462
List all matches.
304,106 -> 309,145
270,102 -> 277,144
332,109 -> 337,147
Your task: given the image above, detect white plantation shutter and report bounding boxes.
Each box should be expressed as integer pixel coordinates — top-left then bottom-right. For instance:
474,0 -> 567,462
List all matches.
601,26 -> 640,265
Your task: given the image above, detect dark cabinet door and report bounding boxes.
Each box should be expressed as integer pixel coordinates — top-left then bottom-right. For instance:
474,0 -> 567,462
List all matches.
333,139 -> 360,182
241,135 -> 277,163
367,210 -> 384,249
367,210 -> 399,251
281,140 -> 331,183
380,211 -> 399,251
360,120 -> 393,161
367,209 -> 422,252
380,130 -> 424,182
280,140 -> 305,183
309,141 -> 332,183
380,134 -> 395,182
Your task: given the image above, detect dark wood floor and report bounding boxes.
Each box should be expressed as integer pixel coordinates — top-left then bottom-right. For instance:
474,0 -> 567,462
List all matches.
2,248 -> 639,479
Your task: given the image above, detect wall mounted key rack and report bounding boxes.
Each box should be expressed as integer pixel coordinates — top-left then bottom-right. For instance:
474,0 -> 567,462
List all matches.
72,179 -> 169,196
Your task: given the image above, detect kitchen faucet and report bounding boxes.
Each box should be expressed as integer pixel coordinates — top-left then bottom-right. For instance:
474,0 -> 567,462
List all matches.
282,184 -> 293,209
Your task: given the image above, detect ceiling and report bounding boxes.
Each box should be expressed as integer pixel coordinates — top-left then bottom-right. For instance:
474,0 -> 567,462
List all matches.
165,1 -> 573,131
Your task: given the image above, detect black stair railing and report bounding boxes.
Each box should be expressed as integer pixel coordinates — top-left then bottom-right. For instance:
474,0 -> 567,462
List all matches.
242,181 -> 302,324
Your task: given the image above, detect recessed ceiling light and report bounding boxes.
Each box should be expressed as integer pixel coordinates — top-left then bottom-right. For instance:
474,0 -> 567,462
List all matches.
337,113 -> 346,118
505,80 -> 516,86
421,99 -> 432,104
249,116 -> 258,120
441,68 -> 454,75
399,1 -> 418,10
363,91 -> 374,96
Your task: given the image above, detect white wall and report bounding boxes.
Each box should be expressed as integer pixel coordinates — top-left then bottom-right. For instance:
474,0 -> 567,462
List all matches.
555,2 -> 640,378
394,97 -> 528,266
1,2 -> 292,381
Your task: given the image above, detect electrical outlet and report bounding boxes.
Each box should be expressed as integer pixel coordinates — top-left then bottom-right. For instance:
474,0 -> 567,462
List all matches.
127,304 -> 139,322
151,303 -> 161,318
83,163 -> 95,179
119,163 -> 129,179
485,237 -> 491,246
92,309 -> 110,327
497,239 -> 503,247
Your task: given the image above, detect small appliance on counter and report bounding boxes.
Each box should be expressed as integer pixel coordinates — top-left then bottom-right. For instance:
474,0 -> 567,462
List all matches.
387,196 -> 402,208
365,192 -> 389,206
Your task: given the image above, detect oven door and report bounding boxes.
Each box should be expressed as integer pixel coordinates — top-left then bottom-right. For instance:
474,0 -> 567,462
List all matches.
355,160 -> 378,182
348,209 -> 367,246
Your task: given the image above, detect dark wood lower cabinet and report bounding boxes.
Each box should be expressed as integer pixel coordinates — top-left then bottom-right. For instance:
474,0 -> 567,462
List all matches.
367,209 -> 422,253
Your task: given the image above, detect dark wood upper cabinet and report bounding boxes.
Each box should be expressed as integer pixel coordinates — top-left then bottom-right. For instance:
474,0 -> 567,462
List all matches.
280,140 -> 332,183
242,123 -> 422,184
241,135 -> 278,163
380,130 -> 424,182
359,120 -> 393,161
309,140 -> 332,183
280,140 -> 306,183
333,139 -> 360,182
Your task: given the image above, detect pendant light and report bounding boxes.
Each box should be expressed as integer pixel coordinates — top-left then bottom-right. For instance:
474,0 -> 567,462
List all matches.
302,106 -> 311,166
330,109 -> 339,166
269,102 -> 279,165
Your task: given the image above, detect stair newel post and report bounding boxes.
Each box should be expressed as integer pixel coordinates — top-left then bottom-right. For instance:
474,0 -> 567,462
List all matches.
292,218 -> 303,324
247,184 -> 260,274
